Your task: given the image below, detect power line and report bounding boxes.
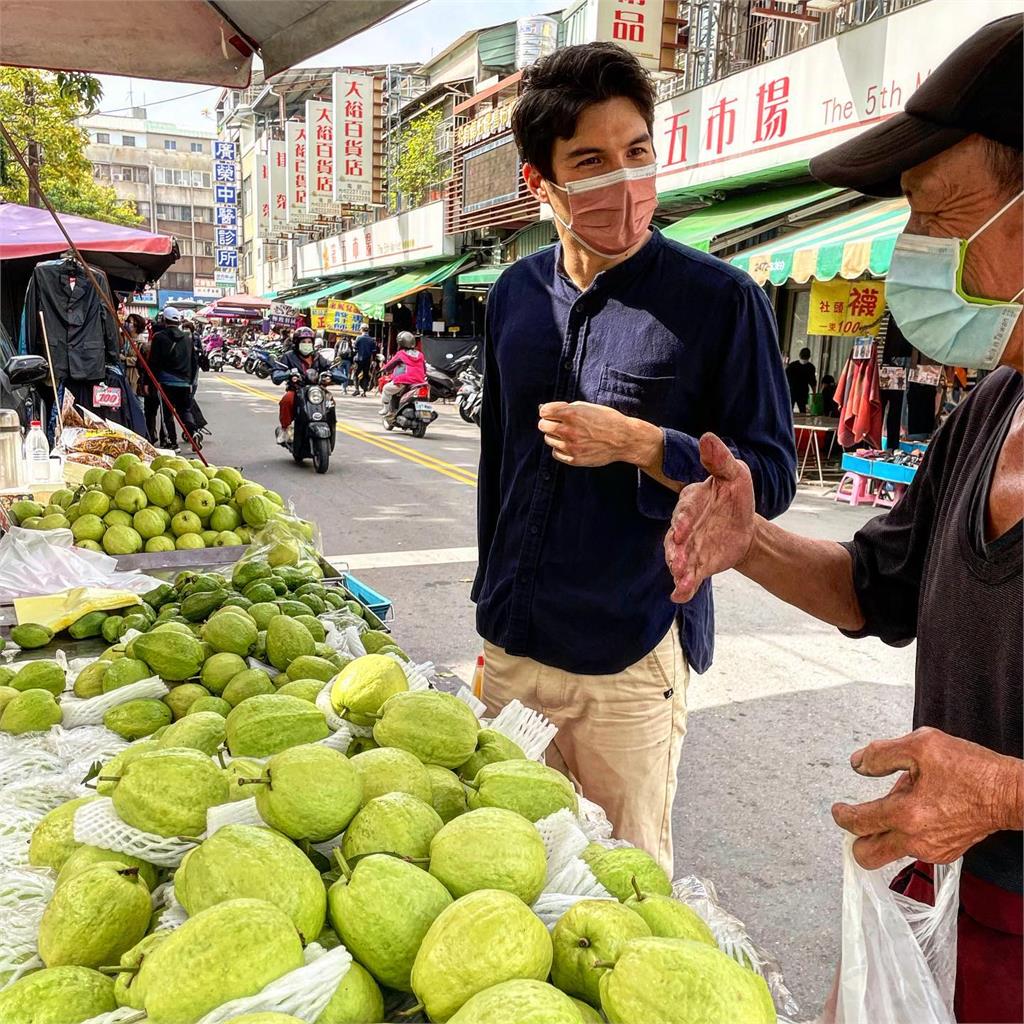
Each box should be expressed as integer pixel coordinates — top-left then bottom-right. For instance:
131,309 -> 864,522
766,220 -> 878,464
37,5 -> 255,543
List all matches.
94,84 -> 219,116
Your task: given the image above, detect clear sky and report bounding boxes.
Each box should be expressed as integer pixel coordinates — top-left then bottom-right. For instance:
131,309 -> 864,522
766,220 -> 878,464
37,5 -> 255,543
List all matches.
95,0 -> 561,130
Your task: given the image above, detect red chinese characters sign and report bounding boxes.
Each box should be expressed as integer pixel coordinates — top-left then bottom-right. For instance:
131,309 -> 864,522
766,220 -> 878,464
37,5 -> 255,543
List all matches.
269,139 -> 288,230
808,279 -> 886,337
594,0 -> 667,70
286,120 -> 307,217
332,72 -> 375,206
305,100 -> 334,206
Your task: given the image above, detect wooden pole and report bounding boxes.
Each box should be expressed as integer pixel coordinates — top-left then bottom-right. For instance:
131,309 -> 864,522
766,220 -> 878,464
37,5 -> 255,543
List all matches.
36,312 -> 63,448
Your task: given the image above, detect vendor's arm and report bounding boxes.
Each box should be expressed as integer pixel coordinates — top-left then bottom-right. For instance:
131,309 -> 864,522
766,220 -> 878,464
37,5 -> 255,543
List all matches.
538,277 -> 796,521
833,727 -> 1024,868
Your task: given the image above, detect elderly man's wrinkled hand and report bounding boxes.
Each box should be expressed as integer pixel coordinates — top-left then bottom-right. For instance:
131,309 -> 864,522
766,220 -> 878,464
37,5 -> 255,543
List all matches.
832,727 -> 1024,870
665,433 -> 756,603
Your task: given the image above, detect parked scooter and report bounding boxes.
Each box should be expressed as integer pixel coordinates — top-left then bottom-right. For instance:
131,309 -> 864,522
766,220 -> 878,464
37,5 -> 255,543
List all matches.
208,348 -> 225,372
425,350 -> 479,401
0,354 -> 50,427
457,364 -> 482,426
274,363 -> 339,474
382,380 -> 437,438
246,346 -> 277,379
226,346 -> 247,370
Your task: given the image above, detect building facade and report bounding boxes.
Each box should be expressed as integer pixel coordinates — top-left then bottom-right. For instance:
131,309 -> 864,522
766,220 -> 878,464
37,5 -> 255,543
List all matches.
79,109 -> 220,311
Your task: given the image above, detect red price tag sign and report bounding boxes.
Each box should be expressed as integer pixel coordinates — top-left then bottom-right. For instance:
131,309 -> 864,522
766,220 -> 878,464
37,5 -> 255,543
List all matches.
92,385 -> 122,409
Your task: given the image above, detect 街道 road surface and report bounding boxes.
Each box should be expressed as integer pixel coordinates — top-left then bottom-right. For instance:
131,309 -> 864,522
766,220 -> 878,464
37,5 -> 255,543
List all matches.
198,367 -> 916,1014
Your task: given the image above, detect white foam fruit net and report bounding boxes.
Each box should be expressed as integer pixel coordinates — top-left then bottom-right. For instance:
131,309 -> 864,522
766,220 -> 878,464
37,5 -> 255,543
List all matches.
73,797 -> 199,869
60,676 -> 169,730
485,699 -> 557,761
0,867 -> 54,988
206,796 -> 264,836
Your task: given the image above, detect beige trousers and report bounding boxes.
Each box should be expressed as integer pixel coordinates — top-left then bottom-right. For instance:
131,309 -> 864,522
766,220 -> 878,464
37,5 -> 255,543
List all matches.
481,624 -> 689,876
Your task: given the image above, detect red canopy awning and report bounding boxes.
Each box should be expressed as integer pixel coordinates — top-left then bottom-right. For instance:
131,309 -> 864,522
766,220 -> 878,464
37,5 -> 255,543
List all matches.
0,0 -> 410,87
0,201 -> 179,287
214,293 -> 272,309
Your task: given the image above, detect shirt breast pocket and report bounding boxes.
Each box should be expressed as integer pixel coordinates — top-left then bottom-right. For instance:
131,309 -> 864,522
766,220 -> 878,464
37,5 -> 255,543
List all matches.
596,366 -> 675,423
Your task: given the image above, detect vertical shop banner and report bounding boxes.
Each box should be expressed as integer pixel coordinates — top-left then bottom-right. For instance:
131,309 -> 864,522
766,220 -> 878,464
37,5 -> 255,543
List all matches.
257,150 -> 271,236
305,100 -> 335,207
286,120 -> 308,218
808,279 -> 886,336
269,138 -> 288,230
332,71 -> 374,205
594,0 -> 669,70
212,140 -> 239,286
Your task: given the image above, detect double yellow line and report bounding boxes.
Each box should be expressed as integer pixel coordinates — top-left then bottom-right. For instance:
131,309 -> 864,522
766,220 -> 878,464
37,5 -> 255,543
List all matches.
217,375 -> 478,488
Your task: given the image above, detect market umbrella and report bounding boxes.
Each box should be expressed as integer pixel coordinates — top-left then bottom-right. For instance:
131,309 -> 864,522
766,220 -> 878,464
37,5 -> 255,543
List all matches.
213,293 -> 272,309
0,201 -> 179,287
0,0 -> 411,86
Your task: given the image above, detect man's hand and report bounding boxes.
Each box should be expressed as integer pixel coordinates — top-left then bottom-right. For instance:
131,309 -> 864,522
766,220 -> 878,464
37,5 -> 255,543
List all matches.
665,433 -> 755,603
832,727 -> 1024,870
538,401 -> 659,469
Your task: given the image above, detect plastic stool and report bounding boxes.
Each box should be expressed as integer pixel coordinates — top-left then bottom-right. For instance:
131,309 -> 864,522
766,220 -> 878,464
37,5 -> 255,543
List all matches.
873,482 -> 907,509
835,471 -> 873,506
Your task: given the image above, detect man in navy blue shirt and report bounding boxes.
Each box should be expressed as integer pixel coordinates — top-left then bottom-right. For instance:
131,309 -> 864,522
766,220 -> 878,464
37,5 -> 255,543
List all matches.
473,42 -> 795,872
353,329 -> 377,397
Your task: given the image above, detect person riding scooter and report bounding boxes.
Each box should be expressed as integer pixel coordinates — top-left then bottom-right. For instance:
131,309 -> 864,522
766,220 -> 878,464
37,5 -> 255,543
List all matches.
272,326 -> 332,442
379,331 -> 427,423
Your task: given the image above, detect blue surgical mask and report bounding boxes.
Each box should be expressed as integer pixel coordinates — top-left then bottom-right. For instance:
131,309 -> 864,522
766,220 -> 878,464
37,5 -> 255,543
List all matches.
886,191 -> 1024,370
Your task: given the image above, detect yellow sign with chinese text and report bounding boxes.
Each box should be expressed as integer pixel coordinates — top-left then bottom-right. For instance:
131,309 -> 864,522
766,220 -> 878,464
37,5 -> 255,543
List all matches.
808,279 -> 886,336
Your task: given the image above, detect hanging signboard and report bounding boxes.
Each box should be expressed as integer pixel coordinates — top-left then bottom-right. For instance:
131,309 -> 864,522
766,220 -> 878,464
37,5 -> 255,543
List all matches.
326,299 -> 364,335
593,0 -> 670,70
257,150 -> 271,236
306,100 -> 335,208
808,279 -> 886,337
333,71 -> 375,206
269,138 -> 288,230
286,119 -> 308,218
213,139 -> 239,279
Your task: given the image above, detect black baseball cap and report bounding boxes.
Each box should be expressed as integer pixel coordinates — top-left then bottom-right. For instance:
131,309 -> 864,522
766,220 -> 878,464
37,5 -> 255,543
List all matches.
811,14 -> 1023,197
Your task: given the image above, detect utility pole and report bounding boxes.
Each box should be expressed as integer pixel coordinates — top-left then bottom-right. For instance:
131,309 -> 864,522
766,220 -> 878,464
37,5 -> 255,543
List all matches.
24,80 -> 42,208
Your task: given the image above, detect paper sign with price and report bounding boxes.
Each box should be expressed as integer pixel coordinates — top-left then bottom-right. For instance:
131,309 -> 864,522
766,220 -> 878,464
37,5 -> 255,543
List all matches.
808,279 -> 886,337
92,385 -> 122,409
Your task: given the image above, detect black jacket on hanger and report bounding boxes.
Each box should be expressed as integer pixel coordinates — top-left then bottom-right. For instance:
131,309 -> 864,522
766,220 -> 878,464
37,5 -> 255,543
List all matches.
21,258 -> 120,382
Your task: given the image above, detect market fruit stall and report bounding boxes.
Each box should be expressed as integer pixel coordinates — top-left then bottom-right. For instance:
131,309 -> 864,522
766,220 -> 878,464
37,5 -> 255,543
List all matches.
0,535 -> 795,1024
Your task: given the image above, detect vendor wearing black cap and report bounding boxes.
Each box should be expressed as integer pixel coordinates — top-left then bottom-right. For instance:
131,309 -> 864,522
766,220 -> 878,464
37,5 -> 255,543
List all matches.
663,15 -> 1023,1020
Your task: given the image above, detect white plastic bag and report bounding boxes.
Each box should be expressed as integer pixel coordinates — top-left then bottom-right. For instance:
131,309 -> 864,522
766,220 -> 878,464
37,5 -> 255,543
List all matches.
832,836 -> 960,1024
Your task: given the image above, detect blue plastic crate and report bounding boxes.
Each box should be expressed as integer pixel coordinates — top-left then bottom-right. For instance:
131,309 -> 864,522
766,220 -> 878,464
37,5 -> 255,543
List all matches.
343,573 -> 393,623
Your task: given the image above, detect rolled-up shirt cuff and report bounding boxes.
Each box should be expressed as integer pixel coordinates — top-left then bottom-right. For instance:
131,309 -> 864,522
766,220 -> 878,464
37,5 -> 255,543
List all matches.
637,427 -> 704,520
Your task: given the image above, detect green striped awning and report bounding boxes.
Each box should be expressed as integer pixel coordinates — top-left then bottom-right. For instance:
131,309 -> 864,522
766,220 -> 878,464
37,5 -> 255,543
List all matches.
458,264 -> 510,286
349,255 -> 474,319
732,198 -> 910,285
661,184 -> 841,252
289,275 -> 383,310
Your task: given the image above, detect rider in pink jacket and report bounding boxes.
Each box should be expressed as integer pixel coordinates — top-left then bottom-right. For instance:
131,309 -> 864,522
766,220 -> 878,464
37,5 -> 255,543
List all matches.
380,331 -> 426,416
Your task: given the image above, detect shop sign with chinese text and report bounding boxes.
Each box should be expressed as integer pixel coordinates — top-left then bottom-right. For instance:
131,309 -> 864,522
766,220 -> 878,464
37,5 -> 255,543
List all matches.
213,139 -> 239,276
455,102 -> 514,149
268,139 -> 288,230
808,279 -> 886,337
654,0 -> 1020,195
306,100 -> 335,207
333,72 -> 375,205
593,0 -> 670,70
286,120 -> 308,217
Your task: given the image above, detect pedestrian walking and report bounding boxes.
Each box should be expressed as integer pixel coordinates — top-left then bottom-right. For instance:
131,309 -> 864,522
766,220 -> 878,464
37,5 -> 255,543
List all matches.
337,334 -> 355,394
473,42 -> 795,873
785,347 -> 817,414
147,306 -> 197,452
666,16 -> 1023,1021
120,313 -> 146,394
353,328 -> 377,397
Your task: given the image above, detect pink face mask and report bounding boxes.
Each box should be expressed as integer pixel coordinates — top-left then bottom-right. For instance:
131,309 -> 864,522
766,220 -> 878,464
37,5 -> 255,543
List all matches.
545,164 -> 658,258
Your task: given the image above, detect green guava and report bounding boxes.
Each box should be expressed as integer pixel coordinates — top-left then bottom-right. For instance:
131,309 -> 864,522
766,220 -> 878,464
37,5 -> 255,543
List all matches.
350,745 -> 433,807
449,980 -> 585,1024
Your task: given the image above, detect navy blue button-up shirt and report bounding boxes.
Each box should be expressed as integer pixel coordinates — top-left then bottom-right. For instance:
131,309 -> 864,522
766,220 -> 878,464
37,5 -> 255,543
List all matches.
472,229 -> 796,675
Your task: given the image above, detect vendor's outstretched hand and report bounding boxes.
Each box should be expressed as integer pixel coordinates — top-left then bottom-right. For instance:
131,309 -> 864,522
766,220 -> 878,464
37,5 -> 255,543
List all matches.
665,433 -> 755,603
832,727 -> 1024,869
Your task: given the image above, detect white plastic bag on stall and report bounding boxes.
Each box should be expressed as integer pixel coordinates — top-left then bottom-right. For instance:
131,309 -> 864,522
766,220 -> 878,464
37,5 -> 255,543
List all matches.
831,836 -> 960,1024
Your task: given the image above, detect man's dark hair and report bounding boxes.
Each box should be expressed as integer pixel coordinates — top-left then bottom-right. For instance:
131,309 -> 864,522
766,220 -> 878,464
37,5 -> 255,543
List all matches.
512,43 -> 656,182
799,347 -> 812,360
984,138 -> 1023,199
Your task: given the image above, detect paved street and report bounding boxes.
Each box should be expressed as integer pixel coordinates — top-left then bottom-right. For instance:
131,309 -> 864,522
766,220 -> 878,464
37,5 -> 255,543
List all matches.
198,368 -> 916,1015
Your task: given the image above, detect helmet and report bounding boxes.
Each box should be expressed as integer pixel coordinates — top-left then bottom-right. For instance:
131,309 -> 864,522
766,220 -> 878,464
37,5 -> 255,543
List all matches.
162,306 -> 182,323
293,327 -> 315,343
397,331 -> 416,349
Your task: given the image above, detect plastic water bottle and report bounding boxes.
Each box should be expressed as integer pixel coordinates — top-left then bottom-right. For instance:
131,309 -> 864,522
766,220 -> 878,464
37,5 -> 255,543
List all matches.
22,420 -> 49,484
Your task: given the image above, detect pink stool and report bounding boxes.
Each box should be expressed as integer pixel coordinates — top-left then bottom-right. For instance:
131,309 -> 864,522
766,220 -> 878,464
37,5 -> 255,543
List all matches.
835,471 -> 874,506
873,482 -> 907,508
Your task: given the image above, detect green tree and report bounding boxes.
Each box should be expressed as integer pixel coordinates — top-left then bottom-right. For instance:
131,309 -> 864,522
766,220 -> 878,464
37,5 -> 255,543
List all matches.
391,108 -> 444,211
0,67 -> 141,226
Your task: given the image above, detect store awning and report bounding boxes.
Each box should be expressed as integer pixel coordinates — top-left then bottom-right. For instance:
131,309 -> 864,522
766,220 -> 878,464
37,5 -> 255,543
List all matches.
0,1 -> 410,87
458,264 -> 510,286
289,275 -> 386,311
732,199 -> 910,286
350,255 -> 475,319
661,184 -> 842,252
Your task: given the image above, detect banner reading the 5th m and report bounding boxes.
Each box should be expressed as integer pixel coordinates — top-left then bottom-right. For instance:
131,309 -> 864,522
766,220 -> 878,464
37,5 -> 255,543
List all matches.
808,279 -> 886,336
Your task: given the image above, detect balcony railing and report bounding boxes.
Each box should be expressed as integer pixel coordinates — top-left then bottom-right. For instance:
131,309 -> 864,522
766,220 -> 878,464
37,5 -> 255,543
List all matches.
656,0 -> 930,100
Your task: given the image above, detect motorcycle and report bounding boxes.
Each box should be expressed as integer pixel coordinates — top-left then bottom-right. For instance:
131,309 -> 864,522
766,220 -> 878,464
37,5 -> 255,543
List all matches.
456,365 -> 483,426
226,345 -> 247,370
246,346 -> 277,379
382,380 -> 437,439
207,348 -> 225,372
425,350 -> 479,401
275,364 -> 339,474
0,354 -> 50,427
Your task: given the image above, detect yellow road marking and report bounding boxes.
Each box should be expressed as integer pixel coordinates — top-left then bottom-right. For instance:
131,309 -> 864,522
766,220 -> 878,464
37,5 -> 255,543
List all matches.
216,375 -> 478,488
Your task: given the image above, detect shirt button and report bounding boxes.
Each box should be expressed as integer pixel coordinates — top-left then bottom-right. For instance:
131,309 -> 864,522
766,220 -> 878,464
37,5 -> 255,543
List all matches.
529,525 -> 539,536
562,358 -> 572,372
542,470 -> 552,481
